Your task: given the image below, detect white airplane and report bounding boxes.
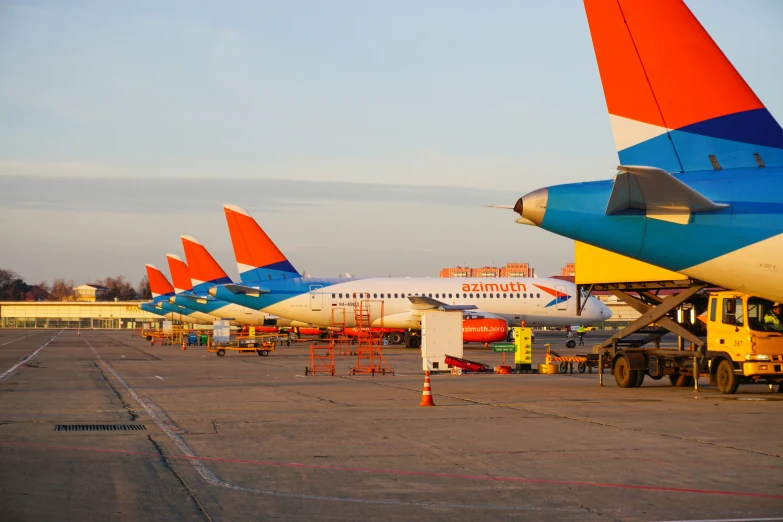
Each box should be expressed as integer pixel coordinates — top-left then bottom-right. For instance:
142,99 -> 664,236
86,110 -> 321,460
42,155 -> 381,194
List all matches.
210,204 -> 612,347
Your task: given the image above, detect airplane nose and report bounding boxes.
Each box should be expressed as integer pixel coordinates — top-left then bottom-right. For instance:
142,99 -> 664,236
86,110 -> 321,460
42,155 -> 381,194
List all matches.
599,301 -> 612,320
514,187 -> 549,226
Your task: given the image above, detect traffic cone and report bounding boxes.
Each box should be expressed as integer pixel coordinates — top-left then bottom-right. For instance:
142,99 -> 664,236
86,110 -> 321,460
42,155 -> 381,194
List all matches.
181,338 -> 187,351
77,330 -> 80,336
419,371 -> 436,407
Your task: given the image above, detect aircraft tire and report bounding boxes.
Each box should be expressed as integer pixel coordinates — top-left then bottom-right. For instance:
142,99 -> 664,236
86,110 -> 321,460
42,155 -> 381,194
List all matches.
406,335 -> 421,349
566,340 -> 576,349
388,332 -> 403,345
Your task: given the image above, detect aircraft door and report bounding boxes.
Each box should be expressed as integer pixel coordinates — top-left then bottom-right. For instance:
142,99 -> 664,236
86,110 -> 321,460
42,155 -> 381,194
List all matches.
309,285 -> 323,311
555,285 -> 568,311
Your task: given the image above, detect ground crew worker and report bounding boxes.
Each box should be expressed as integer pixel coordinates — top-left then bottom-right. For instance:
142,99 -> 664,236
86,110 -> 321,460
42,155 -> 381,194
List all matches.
764,303 -> 783,331
577,325 -> 586,345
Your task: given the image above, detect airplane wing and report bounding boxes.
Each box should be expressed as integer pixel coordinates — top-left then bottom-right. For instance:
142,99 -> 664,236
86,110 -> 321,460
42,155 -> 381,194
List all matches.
221,284 -> 271,297
407,295 -> 478,312
605,166 -> 729,224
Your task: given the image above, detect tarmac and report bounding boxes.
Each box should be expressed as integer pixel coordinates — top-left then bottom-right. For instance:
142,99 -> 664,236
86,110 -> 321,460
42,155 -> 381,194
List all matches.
0,329 -> 782,521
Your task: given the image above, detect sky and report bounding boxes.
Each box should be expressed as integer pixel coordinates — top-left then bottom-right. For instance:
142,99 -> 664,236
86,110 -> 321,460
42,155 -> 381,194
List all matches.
1,0 -> 782,286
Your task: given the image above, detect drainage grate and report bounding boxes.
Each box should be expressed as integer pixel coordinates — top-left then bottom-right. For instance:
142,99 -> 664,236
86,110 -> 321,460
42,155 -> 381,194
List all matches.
54,424 -> 147,432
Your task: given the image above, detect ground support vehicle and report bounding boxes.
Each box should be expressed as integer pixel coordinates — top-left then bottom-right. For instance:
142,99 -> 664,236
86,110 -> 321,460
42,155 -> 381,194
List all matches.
207,333 -> 284,357
592,289 -> 783,393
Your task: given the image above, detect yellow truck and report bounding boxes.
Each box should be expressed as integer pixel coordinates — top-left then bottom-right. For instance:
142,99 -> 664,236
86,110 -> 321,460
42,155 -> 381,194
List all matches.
611,291 -> 783,393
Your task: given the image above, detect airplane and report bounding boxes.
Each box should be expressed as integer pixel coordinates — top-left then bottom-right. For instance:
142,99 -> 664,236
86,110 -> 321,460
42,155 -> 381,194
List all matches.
168,239 -> 292,327
143,264 -> 217,325
209,204 -> 611,348
512,0 -> 783,302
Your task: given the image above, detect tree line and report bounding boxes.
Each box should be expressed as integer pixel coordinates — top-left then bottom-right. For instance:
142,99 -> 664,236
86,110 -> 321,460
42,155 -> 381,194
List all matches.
0,269 -> 152,301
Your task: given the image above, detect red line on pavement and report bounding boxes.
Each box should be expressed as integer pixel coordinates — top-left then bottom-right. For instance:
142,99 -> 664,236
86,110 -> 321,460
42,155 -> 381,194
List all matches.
1,440 -> 781,500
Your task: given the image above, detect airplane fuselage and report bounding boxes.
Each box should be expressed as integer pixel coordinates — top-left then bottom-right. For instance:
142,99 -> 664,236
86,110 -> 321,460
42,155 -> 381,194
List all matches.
212,277 -> 610,329
530,166 -> 783,301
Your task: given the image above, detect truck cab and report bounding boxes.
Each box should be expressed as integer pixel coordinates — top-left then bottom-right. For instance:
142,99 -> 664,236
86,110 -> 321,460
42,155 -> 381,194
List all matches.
706,292 -> 783,393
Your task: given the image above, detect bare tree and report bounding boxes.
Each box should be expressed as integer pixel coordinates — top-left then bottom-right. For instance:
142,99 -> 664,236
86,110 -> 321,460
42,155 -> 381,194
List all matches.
50,279 -> 74,301
138,275 -> 151,300
94,276 -> 137,301
0,269 -> 30,301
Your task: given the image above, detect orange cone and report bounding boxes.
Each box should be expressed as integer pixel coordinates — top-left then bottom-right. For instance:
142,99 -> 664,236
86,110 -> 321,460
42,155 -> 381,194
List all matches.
419,371 -> 436,407
77,330 -> 80,336
182,338 -> 187,351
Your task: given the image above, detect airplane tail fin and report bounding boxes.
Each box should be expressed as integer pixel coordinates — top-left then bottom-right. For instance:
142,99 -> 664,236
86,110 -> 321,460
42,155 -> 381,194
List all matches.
166,254 -> 193,294
223,204 -> 300,282
145,264 -> 175,300
585,0 -> 783,172
181,236 -> 233,292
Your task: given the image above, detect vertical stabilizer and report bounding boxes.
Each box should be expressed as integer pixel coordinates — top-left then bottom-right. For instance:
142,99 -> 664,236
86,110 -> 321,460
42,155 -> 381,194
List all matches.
585,0 -> 783,172
223,204 -> 300,282
181,236 -> 233,292
145,264 -> 175,301
166,254 -> 194,295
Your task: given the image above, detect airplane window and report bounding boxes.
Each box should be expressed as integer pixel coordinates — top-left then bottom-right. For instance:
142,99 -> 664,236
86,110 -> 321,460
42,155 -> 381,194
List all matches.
435,293 -> 439,298
449,293 -> 452,298
509,293 -> 513,299
429,293 -> 432,298
332,293 -> 336,298
463,293 -> 467,298
394,293 -> 398,298
496,293 -> 500,298
353,293 -> 357,299
339,293 -> 343,298
469,293 -> 473,298
374,293 -> 377,298
483,293 -> 486,298
516,293 -> 520,298
380,293 -> 384,299
489,294 -> 493,299
523,293 -> 527,298
537,293 -> 540,298
503,293 -> 507,298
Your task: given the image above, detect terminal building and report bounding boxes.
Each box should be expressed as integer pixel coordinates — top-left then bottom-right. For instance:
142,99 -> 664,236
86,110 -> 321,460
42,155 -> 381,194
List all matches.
0,301 -> 165,329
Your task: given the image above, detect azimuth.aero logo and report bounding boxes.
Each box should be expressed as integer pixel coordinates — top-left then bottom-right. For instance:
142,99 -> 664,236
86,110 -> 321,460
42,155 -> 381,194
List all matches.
534,284 -> 571,308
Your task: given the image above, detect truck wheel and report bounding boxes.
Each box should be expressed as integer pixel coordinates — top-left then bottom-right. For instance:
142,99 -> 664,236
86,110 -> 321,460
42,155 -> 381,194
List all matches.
388,332 -> 403,345
633,371 -> 645,387
614,356 -> 636,388
577,362 -> 586,374
406,335 -> 421,349
566,340 -> 576,349
216,349 -> 225,357
716,359 -> 739,394
559,362 -> 568,374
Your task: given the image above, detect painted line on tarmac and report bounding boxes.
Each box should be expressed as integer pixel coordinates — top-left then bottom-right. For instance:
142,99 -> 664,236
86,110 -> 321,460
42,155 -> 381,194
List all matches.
0,439 -> 782,502
0,330 -> 46,347
654,518 -> 783,522
0,330 -> 62,382
75,340 -> 583,511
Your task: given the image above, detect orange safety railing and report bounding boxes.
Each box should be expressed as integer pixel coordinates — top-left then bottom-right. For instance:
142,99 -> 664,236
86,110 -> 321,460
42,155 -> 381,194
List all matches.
350,300 -> 393,375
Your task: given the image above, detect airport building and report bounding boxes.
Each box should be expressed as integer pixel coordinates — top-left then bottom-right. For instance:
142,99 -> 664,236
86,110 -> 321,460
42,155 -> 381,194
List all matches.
0,301 -> 164,329
439,263 -> 535,278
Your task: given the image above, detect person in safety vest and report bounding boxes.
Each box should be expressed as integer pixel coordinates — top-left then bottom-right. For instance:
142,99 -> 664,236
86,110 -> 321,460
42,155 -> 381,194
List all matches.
577,325 -> 586,345
764,302 -> 783,331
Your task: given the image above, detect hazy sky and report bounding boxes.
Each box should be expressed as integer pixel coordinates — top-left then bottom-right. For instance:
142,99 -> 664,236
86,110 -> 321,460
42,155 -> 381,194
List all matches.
2,1 -> 782,286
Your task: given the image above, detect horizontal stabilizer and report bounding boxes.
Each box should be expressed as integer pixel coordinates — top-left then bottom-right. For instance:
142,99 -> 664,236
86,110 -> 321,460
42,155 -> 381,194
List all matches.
407,295 -> 478,312
176,294 -> 216,304
222,284 -> 270,297
606,166 -> 728,224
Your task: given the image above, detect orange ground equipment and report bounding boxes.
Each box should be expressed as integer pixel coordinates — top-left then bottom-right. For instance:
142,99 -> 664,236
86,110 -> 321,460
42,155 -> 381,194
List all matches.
306,343 -> 335,376
349,300 -> 393,376
206,333 -> 282,357
419,371 -> 436,407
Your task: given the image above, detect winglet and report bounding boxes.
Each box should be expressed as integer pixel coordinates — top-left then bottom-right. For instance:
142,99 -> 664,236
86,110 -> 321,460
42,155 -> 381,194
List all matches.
181,235 -> 233,292
585,0 -> 783,171
145,264 -> 175,300
223,204 -> 300,282
166,254 -> 194,294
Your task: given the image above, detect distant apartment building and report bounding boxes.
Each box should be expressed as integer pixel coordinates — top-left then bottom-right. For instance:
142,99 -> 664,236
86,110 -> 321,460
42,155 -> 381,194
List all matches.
439,263 -> 535,278
561,263 -> 576,277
